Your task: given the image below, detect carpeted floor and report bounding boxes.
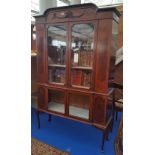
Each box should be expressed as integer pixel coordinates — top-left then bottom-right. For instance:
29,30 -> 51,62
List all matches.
32,138 -> 70,155
31,107 -> 122,155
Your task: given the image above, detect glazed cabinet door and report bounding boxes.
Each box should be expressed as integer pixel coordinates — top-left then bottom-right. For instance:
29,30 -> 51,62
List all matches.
68,91 -> 92,121
47,24 -> 68,86
47,88 -> 66,114
69,21 -> 97,90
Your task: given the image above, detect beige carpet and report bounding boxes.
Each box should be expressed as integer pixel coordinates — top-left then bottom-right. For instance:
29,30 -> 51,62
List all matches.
31,138 -> 70,155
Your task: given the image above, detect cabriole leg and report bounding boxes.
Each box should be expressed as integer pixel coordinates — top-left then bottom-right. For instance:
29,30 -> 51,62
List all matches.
101,131 -> 105,153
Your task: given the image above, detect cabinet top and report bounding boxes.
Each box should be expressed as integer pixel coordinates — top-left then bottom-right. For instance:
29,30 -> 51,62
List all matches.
34,3 -> 120,20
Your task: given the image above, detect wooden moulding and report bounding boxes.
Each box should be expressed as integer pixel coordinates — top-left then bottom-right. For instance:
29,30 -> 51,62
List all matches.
34,3 -> 120,24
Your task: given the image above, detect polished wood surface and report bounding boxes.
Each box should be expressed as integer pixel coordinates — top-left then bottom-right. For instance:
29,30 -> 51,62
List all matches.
36,24 -> 46,83
38,86 -> 47,110
116,5 -> 123,49
35,3 -> 120,24
95,19 -> 113,93
31,57 -> 37,81
34,3 -> 120,150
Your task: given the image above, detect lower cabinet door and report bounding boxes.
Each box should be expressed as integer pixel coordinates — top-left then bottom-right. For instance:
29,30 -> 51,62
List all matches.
48,89 -> 65,114
68,92 -> 91,120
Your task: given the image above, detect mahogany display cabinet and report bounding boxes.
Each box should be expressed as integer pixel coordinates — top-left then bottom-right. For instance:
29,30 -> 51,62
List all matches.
34,3 -> 120,151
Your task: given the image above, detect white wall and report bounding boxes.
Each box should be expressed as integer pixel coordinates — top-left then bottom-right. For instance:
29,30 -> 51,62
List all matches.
70,0 -> 81,5
39,0 -> 57,15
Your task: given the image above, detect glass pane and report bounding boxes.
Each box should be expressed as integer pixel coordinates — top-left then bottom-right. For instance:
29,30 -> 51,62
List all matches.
48,89 -> 65,114
71,70 -> 92,88
71,23 -> 94,67
71,23 -> 94,88
49,68 -> 65,84
48,25 -> 66,84
69,93 -> 90,119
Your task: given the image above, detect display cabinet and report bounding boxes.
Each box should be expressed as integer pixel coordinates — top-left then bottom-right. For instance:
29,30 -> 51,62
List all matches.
31,24 -> 38,108
34,3 -> 120,151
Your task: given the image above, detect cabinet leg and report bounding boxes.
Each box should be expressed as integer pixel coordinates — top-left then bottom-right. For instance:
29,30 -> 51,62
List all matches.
36,111 -> 40,129
101,131 -> 105,153
48,114 -> 52,122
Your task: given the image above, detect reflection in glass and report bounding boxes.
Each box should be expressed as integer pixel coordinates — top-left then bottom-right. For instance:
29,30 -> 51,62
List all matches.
49,68 -> 65,84
48,25 -> 66,84
71,23 -> 94,67
48,89 -> 65,113
71,70 -> 92,88
71,23 -> 94,88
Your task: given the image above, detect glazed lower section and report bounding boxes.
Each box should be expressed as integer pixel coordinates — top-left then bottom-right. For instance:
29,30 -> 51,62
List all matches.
37,85 -> 114,126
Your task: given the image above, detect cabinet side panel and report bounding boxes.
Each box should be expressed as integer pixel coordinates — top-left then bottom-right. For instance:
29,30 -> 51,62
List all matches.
38,86 -> 47,110
108,20 -> 118,88
93,95 -> 106,125
95,19 -> 112,93
36,24 -> 46,83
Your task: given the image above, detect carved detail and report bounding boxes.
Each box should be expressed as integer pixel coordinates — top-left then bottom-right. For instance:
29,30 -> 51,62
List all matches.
52,10 -> 86,19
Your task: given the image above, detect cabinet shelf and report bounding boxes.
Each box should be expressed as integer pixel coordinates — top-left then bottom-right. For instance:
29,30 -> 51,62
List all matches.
48,64 -> 66,68
48,102 -> 89,119
49,82 -> 65,85
48,102 -> 64,113
71,66 -> 92,70
69,105 -> 89,119
71,85 -> 90,89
